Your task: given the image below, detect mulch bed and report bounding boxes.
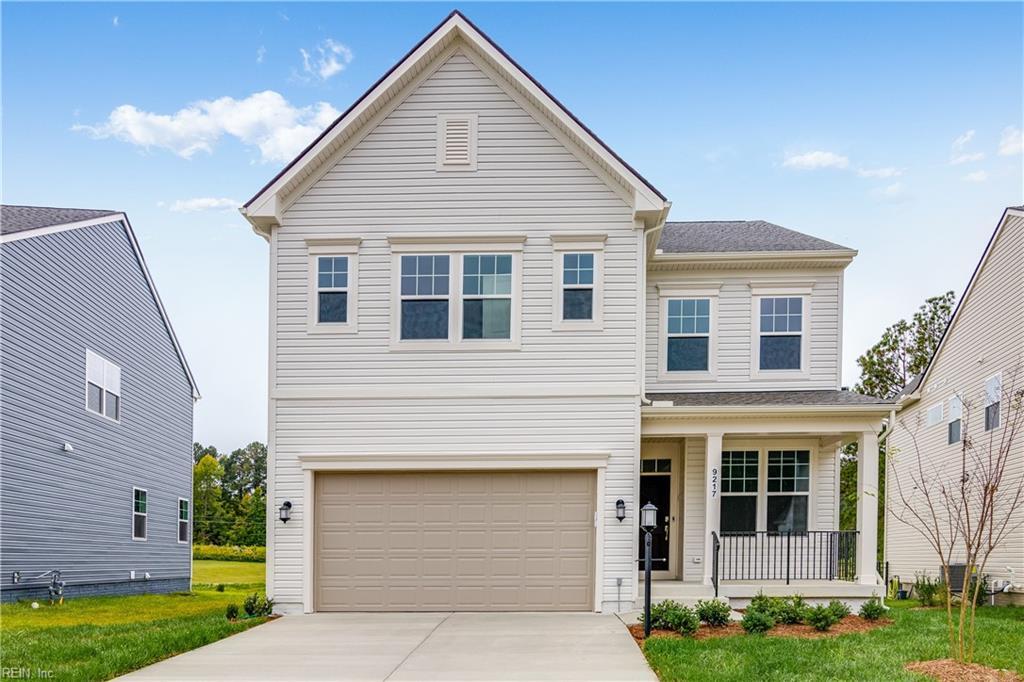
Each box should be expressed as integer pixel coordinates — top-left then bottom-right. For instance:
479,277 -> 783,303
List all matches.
905,659 -> 1023,682
627,615 -> 890,645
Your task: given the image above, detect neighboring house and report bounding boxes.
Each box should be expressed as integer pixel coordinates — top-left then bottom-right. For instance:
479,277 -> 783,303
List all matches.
242,11 -> 891,614
887,206 -> 1024,605
0,205 -> 199,602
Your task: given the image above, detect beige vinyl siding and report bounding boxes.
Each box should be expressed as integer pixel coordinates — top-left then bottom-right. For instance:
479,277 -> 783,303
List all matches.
268,50 -> 642,612
887,212 -> 1024,589
646,270 -> 844,392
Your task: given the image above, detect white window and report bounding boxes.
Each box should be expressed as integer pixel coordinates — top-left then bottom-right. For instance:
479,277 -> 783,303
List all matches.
306,239 -> 359,333
552,234 -> 605,330
948,395 -> 963,444
400,254 -> 451,340
984,373 -> 1002,431
462,254 -> 512,339
666,299 -> 711,372
926,403 -> 944,427
436,114 -> 478,171
86,350 -> 121,421
721,451 -> 758,533
133,487 -> 147,540
758,297 -> 803,371
178,498 -> 190,544
766,450 -> 810,532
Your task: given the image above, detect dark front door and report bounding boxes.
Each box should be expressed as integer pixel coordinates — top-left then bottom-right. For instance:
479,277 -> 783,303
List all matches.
637,474 -> 671,569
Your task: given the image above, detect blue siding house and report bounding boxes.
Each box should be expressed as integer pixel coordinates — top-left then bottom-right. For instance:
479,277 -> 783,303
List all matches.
0,205 -> 199,601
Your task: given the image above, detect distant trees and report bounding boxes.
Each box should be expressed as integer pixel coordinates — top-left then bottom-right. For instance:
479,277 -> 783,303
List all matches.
192,441 -> 267,546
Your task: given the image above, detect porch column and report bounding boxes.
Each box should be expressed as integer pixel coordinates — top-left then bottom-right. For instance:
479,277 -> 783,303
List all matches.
703,433 -> 723,585
856,430 -> 879,585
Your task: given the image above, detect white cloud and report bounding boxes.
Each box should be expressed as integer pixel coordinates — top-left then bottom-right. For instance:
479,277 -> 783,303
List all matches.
871,182 -> 908,202
999,126 -> 1023,156
112,16 -> 119,27
256,46 -> 266,64
962,170 -> 988,183
856,166 -> 903,179
166,197 -> 240,213
950,129 -> 984,164
73,90 -> 341,163
300,39 -> 353,81
782,150 -> 849,170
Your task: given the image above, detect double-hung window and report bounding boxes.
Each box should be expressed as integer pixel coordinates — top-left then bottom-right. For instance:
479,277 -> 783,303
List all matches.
766,450 -> 810,532
462,254 -> 512,339
667,299 -> 711,372
306,238 -> 360,333
721,451 -> 758,533
316,256 -> 349,324
133,488 -> 147,540
758,297 -> 803,371
552,234 -> 605,330
561,253 -> 594,321
984,373 -> 1002,431
178,498 -> 190,543
948,395 -> 962,444
86,350 -> 121,421
400,255 -> 451,340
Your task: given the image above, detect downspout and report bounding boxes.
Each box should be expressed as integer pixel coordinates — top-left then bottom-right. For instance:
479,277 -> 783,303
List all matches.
639,206 -> 670,406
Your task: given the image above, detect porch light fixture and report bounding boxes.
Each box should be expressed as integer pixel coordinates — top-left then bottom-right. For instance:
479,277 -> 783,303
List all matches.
640,502 -> 658,638
640,502 -> 657,532
279,501 -> 292,523
615,499 -> 626,522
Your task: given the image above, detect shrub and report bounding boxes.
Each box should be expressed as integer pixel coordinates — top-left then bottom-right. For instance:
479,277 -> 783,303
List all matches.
827,599 -> 851,620
243,592 -> 274,617
640,600 -> 699,635
741,608 -> 775,634
225,603 -> 239,620
914,573 -> 941,607
695,599 -> 732,627
775,596 -> 807,625
215,583 -> 225,593
859,596 -> 886,621
805,604 -> 839,631
193,544 -> 266,562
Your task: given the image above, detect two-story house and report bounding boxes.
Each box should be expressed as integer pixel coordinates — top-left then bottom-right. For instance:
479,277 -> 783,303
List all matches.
887,206 -> 1024,605
0,205 -> 198,602
242,11 -> 891,614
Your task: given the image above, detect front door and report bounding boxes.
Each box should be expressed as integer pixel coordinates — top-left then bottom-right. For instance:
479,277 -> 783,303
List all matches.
638,473 -> 672,574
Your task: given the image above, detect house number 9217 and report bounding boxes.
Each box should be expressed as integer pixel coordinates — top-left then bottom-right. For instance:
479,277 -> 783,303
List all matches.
710,467 -> 718,498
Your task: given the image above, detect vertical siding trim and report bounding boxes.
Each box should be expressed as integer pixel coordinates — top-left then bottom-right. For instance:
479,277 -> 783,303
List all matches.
266,226 -> 279,597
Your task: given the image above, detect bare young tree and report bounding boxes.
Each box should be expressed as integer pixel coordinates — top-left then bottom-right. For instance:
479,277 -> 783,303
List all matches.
888,367 -> 1024,663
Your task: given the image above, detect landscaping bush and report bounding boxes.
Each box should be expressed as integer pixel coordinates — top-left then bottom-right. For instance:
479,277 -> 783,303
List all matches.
193,544 -> 266,562
805,604 -> 839,631
641,600 -> 699,635
215,584 -> 225,593
914,573 -> 942,606
859,596 -> 886,621
775,596 -> 807,625
242,593 -> 274,617
225,603 -> 239,620
741,608 -> 775,634
695,599 -> 732,627
827,599 -> 851,620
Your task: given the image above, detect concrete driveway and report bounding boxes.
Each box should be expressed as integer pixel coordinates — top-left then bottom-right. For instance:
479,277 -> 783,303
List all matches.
118,612 -> 656,682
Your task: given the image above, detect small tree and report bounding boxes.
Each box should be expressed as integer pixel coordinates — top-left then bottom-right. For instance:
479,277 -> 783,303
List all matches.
889,368 -> 1024,663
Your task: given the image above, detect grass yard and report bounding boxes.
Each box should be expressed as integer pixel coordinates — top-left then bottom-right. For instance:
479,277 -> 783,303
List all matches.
192,559 -> 266,586
641,601 -> 1024,681
0,561 -> 268,682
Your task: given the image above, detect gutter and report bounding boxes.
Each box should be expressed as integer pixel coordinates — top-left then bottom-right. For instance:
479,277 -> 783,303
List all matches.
639,205 -> 670,406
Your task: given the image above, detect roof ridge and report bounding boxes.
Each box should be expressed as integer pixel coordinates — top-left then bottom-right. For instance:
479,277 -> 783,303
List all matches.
1,204 -> 117,213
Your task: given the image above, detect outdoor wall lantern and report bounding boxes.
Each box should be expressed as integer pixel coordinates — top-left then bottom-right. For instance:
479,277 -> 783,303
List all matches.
279,501 -> 292,523
615,499 -> 626,522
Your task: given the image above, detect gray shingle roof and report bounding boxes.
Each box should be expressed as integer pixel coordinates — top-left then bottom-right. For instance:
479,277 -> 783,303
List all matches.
657,220 -> 852,254
1,205 -> 120,236
646,390 -> 892,408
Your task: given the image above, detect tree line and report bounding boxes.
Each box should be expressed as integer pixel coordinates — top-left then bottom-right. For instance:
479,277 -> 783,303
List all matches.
192,441 -> 267,546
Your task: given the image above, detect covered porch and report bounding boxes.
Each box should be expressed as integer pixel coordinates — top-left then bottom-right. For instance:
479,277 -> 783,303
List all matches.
637,390 -> 892,606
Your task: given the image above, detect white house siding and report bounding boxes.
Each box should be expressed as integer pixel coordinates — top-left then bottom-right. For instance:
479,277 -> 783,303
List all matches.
888,212 -> 1024,595
268,49 -> 643,612
645,269 -> 844,392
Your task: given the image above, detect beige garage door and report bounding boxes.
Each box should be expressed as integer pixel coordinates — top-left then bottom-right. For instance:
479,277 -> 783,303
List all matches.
315,470 -> 596,611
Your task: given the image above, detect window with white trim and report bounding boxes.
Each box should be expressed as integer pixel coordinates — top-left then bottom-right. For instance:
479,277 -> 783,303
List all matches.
462,254 -> 512,339
766,450 -> 809,532
721,451 -> 758,532
552,235 -> 605,331
316,256 -> 349,324
758,297 -> 803,370
178,498 -> 190,543
926,403 -> 944,427
984,373 -> 1001,431
86,350 -> 121,421
666,299 -> 711,372
561,253 -> 594,321
400,255 -> 450,340
133,488 -> 147,540
306,239 -> 359,333
948,395 -> 962,444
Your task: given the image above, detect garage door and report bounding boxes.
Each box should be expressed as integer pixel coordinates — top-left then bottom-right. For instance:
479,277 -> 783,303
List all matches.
315,470 -> 596,611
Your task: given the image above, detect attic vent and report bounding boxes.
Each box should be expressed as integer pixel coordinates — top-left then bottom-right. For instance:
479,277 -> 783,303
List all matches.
437,114 -> 478,170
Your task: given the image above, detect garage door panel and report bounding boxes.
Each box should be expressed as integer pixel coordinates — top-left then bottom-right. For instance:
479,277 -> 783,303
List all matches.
315,470 -> 596,611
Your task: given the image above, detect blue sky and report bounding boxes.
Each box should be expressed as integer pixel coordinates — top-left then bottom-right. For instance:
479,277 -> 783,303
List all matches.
3,2 -> 1022,450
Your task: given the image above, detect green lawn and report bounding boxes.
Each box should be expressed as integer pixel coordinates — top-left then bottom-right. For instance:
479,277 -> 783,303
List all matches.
0,562 -> 268,681
192,559 -> 266,586
642,602 -> 1024,681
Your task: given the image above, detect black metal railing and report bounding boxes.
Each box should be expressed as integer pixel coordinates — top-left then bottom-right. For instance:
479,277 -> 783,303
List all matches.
711,531 -> 720,598
717,530 -> 858,584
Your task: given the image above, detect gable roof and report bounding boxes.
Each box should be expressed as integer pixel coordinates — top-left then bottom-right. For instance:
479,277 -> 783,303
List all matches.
897,205 -> 1024,406
1,205 -> 120,236
241,10 -> 669,235
658,220 -> 851,254
0,205 -> 200,399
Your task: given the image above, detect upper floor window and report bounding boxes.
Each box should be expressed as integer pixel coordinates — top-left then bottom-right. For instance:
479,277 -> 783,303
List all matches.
316,256 -> 349,323
926,402 -> 944,427
758,297 -> 803,371
948,395 -> 962,444
667,299 -> 711,372
984,373 -> 1002,431
400,255 -> 450,340
86,350 -> 120,421
133,487 -> 147,540
306,238 -> 360,334
552,234 -> 605,331
561,253 -> 594,321
721,450 -> 758,533
462,254 -> 512,339
766,450 -> 809,532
